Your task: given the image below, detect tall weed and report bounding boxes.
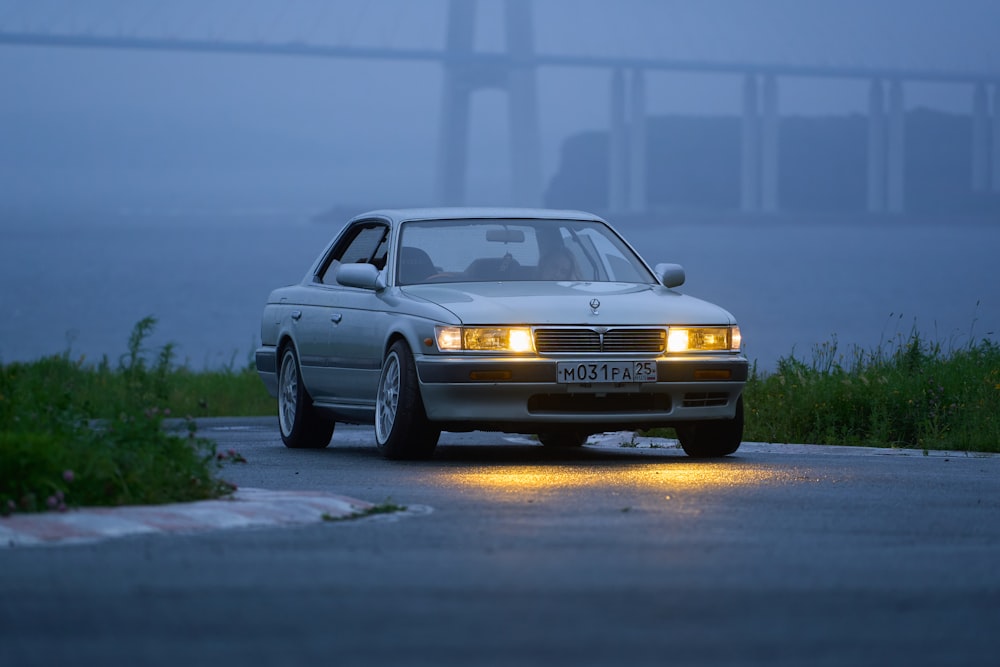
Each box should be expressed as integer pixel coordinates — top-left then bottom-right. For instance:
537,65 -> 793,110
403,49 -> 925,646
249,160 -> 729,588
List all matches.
0,317 -> 234,515
744,329 -> 1000,452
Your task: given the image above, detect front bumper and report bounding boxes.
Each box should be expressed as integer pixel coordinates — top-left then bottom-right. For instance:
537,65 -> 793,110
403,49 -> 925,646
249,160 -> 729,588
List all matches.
416,354 -> 748,432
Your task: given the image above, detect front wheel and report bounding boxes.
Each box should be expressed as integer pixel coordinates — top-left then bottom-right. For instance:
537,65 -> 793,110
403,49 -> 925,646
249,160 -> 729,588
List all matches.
675,395 -> 744,458
277,344 -> 334,449
375,340 -> 440,460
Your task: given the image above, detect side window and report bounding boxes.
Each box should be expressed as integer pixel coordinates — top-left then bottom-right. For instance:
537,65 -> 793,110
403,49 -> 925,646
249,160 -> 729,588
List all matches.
371,234 -> 389,271
317,222 -> 389,284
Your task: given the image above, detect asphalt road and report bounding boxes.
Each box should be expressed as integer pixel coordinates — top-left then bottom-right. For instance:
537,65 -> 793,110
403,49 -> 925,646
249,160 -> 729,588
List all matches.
2,418 -> 999,667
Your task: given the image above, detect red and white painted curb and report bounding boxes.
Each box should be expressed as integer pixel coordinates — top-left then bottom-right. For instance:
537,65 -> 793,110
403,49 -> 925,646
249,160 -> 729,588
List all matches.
0,488 -> 389,548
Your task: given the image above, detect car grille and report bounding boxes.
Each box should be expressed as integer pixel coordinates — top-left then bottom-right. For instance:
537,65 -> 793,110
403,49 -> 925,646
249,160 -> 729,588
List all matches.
533,328 -> 665,354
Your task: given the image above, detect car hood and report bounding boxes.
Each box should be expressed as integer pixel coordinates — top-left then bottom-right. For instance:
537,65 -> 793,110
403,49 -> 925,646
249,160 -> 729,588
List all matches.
401,282 -> 736,326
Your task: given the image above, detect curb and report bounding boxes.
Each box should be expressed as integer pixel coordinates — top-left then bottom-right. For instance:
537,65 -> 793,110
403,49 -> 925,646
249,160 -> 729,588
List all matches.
0,488 -> 379,548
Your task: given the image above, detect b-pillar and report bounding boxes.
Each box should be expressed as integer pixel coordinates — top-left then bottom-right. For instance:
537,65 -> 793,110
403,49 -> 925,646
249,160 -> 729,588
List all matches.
435,0 -> 541,206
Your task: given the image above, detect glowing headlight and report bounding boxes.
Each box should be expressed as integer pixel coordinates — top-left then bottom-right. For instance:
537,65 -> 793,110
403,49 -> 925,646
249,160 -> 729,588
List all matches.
435,327 -> 463,350
731,325 -> 742,351
435,326 -> 534,352
667,326 -> 741,353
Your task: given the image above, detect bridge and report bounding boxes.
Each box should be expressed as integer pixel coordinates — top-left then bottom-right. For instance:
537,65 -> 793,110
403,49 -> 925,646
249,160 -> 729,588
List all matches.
2,0 -> 999,214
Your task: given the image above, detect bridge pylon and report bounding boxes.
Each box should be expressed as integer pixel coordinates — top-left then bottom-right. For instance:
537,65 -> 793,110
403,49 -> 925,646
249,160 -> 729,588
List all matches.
435,0 -> 541,206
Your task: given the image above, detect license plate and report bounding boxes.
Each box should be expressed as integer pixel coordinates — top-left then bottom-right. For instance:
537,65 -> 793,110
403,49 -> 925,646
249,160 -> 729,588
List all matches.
556,361 -> 657,384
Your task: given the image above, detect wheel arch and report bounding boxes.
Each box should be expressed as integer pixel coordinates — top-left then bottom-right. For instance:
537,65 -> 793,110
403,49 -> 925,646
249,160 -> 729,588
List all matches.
384,331 -> 409,356
380,319 -> 435,365
276,332 -> 298,359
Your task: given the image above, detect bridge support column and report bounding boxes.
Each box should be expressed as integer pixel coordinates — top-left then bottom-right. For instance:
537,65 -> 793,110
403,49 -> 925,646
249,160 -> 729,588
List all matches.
972,82 -> 990,193
436,0 -> 542,206
608,68 -> 628,212
993,84 -> 1000,193
505,0 -> 541,206
866,79 -> 906,215
607,68 -> 648,214
887,80 -> 906,214
761,75 -> 780,213
628,69 -> 647,213
867,79 -> 887,213
741,74 -> 780,213
740,75 -> 761,212
436,0 -> 476,206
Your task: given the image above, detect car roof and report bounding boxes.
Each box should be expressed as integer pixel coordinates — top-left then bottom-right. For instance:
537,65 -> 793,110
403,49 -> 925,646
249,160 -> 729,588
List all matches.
348,207 -> 607,225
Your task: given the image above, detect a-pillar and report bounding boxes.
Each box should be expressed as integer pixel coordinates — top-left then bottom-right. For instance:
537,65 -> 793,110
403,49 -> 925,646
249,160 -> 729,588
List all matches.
628,68 -> 647,213
867,79 -> 887,213
505,0 -> 541,206
972,82 -> 990,193
741,74 -> 761,212
887,80 -> 906,214
608,68 -> 628,212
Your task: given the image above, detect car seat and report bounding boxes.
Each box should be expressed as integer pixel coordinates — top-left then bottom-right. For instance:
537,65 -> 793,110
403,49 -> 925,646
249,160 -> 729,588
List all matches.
398,246 -> 437,284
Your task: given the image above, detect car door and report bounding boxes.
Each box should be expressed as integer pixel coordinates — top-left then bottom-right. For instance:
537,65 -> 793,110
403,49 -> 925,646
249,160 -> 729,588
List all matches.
285,287 -> 343,399
325,280 -> 388,410
310,220 -> 390,410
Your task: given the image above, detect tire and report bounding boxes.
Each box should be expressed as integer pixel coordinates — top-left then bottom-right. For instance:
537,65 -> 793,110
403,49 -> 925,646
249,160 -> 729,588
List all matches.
375,340 -> 440,460
277,344 -> 334,449
537,430 -> 589,448
676,395 -> 744,458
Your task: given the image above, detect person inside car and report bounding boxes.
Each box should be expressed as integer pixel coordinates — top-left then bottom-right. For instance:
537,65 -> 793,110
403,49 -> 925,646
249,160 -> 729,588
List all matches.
537,246 -> 580,280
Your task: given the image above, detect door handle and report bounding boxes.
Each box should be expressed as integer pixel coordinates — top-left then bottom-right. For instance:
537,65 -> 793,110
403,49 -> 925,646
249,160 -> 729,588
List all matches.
290,310 -> 302,321
331,313 -> 343,324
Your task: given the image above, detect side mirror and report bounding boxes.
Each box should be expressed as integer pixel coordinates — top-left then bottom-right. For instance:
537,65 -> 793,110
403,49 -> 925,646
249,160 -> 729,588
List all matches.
336,263 -> 385,290
654,262 -> 685,288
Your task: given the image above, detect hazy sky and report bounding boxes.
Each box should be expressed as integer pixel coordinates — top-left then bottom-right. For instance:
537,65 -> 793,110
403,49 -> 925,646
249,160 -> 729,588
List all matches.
1,0 -> 998,211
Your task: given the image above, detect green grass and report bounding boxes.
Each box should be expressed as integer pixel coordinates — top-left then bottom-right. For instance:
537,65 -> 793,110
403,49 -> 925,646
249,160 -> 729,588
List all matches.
742,330 -> 1000,453
0,317 -> 260,515
2,317 -> 998,515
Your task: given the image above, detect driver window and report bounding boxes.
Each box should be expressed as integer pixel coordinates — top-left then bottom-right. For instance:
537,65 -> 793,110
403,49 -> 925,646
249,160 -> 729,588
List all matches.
317,222 -> 389,284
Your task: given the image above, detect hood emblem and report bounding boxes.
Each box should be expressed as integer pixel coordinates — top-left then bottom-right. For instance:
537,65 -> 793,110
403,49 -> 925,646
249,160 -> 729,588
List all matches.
589,298 -> 600,315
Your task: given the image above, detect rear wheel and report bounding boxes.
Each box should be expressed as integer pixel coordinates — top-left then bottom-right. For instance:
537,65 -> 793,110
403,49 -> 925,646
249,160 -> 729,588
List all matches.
675,395 -> 744,458
375,340 -> 440,460
277,344 -> 334,449
537,430 -> 589,448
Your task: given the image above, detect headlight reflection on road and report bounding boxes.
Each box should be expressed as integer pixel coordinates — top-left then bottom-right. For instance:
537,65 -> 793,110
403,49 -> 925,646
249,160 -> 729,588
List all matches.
436,463 -> 789,503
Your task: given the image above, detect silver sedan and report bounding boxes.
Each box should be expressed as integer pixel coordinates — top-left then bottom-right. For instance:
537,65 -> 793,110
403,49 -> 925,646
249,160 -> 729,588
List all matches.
256,208 -> 748,459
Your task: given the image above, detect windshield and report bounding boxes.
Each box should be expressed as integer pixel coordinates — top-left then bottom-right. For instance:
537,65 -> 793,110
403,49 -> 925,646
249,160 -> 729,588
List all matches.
396,218 -> 656,286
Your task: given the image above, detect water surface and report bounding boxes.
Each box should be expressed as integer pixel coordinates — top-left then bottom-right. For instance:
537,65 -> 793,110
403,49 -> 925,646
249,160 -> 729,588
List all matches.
1,210 -> 996,372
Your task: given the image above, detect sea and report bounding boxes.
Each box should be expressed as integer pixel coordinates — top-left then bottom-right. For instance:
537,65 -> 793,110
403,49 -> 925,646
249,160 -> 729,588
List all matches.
1,207 -> 998,373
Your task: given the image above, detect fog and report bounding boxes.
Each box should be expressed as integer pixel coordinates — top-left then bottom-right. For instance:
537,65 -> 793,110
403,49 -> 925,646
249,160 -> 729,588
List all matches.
0,0 -> 998,368
2,0 -> 999,210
